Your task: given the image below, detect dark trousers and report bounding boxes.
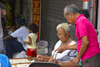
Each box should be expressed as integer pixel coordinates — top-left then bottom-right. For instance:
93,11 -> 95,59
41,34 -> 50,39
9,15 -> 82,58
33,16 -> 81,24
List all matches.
82,53 -> 100,67
6,39 -> 25,58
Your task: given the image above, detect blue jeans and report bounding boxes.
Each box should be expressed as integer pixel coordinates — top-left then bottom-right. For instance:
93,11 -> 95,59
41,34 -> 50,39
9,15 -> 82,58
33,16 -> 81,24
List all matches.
6,39 -> 25,58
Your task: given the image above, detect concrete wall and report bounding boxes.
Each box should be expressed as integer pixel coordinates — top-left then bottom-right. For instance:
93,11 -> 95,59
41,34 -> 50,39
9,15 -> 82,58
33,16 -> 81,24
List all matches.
23,0 -> 28,23
27,0 -> 33,24
15,0 -> 20,19
23,0 -> 33,24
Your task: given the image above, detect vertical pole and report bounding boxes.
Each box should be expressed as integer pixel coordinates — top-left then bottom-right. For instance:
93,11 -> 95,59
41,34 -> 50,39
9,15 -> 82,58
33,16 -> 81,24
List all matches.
93,0 -> 97,27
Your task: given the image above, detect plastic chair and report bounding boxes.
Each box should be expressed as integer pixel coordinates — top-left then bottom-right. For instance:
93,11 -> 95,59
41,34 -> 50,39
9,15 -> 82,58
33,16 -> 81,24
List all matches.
29,61 -> 61,67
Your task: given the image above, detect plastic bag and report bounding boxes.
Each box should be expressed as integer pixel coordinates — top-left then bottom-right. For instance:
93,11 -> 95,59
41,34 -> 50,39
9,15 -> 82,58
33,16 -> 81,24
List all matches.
13,51 -> 27,58
36,40 -> 49,48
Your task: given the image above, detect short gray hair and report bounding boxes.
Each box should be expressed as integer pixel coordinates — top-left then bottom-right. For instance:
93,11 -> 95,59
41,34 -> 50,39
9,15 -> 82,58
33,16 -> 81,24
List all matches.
56,23 -> 70,33
64,4 -> 79,16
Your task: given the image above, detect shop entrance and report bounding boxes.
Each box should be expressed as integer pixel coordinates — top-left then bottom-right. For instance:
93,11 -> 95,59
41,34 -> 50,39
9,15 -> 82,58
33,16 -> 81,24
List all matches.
1,0 -> 31,36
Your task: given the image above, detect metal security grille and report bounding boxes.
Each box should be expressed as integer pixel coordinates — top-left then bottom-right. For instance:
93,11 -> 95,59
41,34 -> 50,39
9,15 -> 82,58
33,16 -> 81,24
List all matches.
41,0 -> 83,55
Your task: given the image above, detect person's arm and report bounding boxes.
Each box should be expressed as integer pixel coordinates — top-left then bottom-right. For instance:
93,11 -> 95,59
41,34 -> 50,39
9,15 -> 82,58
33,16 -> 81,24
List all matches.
56,59 -> 79,67
5,28 -> 21,41
36,54 -> 51,62
23,36 -> 32,45
3,35 -> 13,41
55,44 -> 77,53
49,59 -> 79,67
43,56 -> 51,62
65,44 -> 77,50
73,36 -> 89,64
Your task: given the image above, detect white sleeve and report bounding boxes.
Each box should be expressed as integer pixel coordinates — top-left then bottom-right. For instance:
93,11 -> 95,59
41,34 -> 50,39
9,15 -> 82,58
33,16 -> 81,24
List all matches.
10,28 -> 22,38
69,41 -> 77,45
51,40 -> 61,56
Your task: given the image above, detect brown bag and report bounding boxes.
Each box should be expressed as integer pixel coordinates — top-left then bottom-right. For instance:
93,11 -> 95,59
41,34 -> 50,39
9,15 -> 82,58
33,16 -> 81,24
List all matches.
48,52 -> 79,67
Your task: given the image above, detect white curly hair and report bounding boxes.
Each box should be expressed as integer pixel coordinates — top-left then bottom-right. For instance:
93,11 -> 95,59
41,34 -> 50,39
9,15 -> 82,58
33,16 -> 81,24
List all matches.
56,23 -> 70,33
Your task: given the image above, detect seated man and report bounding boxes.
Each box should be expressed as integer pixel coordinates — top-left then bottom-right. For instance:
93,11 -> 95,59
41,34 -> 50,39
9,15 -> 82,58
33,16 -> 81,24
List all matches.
37,23 -> 79,67
3,18 -> 29,58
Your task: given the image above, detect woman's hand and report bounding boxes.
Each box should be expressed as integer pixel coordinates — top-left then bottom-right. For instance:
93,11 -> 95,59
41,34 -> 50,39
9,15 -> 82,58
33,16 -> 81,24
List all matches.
48,59 -> 57,63
69,59 -> 79,67
72,57 -> 80,66
36,54 -> 44,61
55,46 -> 66,53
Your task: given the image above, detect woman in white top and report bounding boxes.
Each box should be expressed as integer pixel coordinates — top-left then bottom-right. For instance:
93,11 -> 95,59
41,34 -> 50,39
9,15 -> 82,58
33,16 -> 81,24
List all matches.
37,23 -> 78,67
3,18 -> 29,58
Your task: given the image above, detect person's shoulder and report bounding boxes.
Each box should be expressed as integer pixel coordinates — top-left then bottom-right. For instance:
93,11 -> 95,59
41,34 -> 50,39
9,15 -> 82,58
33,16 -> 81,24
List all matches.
77,15 -> 86,21
12,28 -> 20,33
57,40 -> 61,43
18,26 -> 28,31
0,54 -> 7,56
55,40 -> 61,46
77,17 -> 89,26
69,41 -> 77,45
28,33 -> 37,36
20,26 -> 27,29
10,27 -> 24,36
0,54 -> 8,60
54,40 -> 61,49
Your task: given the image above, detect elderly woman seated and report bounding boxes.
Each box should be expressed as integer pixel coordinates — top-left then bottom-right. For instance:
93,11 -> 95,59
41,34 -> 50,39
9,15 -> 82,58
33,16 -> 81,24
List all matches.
37,23 -> 79,67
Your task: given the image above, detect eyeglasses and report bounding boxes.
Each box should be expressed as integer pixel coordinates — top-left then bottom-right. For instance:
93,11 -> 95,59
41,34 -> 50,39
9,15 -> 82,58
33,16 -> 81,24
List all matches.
56,33 -> 66,36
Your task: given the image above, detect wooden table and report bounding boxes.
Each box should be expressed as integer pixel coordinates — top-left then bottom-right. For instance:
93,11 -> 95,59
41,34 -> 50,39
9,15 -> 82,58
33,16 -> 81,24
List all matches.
9,57 -> 37,67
